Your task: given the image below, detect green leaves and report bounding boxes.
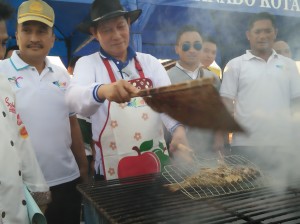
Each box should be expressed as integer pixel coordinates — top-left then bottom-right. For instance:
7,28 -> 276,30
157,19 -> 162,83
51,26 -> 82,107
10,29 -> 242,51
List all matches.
140,139 -> 154,152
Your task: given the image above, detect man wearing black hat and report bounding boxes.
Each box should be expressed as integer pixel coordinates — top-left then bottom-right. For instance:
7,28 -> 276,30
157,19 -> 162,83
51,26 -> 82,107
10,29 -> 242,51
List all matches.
66,0 -> 189,182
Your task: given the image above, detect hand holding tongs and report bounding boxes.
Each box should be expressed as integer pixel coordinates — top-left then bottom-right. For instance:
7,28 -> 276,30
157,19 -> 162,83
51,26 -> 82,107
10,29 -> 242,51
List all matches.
172,143 -> 197,163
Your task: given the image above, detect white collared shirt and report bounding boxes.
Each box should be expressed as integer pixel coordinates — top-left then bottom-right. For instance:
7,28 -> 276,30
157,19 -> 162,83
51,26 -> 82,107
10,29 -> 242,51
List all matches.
175,62 -> 202,80
221,50 -> 300,146
0,72 -> 48,223
66,51 -> 179,174
0,51 -> 80,186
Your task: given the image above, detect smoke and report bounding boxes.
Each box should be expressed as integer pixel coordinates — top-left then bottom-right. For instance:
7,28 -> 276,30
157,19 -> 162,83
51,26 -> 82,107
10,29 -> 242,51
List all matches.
143,4 -> 300,188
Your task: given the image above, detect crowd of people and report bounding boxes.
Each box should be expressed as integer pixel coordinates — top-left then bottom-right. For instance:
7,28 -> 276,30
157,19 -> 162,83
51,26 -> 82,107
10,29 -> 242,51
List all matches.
1,0 -> 300,223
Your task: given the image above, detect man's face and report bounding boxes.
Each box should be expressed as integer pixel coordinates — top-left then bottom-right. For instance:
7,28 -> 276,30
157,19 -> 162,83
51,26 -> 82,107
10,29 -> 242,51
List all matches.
16,21 -> 55,62
0,20 -> 9,60
273,41 -> 292,58
91,16 -> 130,61
175,31 -> 202,67
199,41 -> 217,68
246,19 -> 277,54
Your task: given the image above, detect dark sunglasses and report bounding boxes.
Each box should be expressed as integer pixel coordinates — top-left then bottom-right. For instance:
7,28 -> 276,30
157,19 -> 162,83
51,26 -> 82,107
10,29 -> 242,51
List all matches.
181,42 -> 202,52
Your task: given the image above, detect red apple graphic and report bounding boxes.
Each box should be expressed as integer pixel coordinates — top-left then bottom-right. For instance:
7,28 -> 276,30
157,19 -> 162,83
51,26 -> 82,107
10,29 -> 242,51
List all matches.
118,146 -> 161,179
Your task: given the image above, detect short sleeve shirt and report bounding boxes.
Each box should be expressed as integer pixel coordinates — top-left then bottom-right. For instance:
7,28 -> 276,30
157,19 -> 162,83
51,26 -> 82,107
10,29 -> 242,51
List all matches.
0,51 -> 80,186
220,50 -> 300,146
0,72 -> 48,223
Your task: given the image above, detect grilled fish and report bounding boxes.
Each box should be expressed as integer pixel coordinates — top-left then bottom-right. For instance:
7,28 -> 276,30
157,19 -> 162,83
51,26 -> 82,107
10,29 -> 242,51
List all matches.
165,165 -> 261,192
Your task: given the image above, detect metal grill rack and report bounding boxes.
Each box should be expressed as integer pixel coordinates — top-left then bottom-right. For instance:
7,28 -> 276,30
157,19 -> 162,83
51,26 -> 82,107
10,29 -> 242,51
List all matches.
77,175 -> 300,224
162,155 -> 269,199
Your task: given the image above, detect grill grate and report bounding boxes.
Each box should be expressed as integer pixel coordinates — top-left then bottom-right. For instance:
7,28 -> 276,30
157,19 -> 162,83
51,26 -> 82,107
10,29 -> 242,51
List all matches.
162,155 -> 268,199
77,175 -> 300,224
207,182 -> 300,224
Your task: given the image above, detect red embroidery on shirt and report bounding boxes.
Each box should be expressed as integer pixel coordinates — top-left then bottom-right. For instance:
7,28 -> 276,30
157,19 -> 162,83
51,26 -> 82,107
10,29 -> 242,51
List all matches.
5,97 -> 16,113
20,126 -> 29,139
16,114 -> 23,126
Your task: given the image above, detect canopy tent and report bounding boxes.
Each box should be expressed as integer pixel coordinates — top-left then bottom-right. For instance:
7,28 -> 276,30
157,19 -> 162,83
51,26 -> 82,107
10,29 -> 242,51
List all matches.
126,0 -> 300,68
5,0 -> 300,68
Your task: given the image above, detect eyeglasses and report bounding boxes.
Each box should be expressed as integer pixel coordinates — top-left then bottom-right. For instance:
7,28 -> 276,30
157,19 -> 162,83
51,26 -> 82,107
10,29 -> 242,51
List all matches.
181,42 -> 202,52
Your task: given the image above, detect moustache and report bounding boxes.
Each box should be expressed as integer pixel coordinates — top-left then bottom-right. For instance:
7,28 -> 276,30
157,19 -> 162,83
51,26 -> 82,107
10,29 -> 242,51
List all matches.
27,44 -> 43,49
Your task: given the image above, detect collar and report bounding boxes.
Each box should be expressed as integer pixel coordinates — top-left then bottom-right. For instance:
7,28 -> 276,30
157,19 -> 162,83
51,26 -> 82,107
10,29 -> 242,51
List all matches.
175,61 -> 201,73
244,49 -> 279,61
99,46 -> 137,71
9,50 -> 55,73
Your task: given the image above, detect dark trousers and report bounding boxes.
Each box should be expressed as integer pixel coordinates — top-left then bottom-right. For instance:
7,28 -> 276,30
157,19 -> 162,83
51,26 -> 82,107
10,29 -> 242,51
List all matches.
45,178 -> 82,224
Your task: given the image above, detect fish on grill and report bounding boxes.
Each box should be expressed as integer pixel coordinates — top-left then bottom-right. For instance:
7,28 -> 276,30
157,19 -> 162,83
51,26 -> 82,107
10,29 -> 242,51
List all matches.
165,165 -> 261,192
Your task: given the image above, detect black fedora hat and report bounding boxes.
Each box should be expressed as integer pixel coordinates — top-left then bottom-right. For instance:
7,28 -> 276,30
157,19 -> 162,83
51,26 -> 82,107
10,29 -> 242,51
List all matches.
78,0 -> 142,34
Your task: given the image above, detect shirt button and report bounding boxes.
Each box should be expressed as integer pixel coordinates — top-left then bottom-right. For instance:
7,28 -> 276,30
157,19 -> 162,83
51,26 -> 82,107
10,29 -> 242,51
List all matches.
1,211 -> 5,218
2,111 -> 6,117
22,200 -> 27,205
10,140 -> 14,146
31,68 -> 35,71
19,170 -> 22,176
117,61 -> 119,64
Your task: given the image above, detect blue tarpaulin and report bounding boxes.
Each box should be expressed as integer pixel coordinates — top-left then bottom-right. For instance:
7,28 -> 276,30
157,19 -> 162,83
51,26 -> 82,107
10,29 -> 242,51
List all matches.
6,0 -> 300,67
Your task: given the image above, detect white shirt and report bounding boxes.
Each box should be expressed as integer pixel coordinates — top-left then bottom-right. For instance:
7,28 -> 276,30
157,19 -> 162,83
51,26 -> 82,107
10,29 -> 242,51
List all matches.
66,52 -> 179,174
0,73 -> 48,224
220,50 -> 300,146
0,51 -> 80,186
175,62 -> 202,80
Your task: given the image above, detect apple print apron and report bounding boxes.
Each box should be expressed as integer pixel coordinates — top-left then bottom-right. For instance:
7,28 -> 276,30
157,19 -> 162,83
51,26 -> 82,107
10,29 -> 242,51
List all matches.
96,57 -> 170,180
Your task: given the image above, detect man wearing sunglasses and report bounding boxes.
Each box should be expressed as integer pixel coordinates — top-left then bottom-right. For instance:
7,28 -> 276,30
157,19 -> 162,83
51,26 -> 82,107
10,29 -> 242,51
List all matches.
167,25 -> 221,157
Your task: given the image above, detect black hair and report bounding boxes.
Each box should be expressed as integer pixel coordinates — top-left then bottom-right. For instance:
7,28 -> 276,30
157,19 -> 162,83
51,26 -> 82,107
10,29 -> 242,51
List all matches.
68,56 -> 81,69
0,0 -> 14,21
248,12 -> 276,30
4,45 -> 19,58
175,25 -> 201,45
202,36 -> 217,45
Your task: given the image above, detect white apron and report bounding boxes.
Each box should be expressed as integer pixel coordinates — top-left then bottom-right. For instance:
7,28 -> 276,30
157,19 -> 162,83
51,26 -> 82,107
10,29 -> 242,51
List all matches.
95,58 -> 170,180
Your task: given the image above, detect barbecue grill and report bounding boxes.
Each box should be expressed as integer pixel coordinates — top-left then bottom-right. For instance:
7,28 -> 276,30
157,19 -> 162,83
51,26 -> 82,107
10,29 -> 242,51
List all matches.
163,155 -> 268,199
77,174 -> 300,224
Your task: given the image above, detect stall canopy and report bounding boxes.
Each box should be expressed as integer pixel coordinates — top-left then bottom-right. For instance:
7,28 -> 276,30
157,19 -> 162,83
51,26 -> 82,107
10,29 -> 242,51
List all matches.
6,0 -> 300,68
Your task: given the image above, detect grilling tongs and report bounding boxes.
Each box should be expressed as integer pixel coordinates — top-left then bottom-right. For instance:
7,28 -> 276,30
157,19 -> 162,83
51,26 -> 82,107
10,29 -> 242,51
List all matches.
131,77 -> 244,133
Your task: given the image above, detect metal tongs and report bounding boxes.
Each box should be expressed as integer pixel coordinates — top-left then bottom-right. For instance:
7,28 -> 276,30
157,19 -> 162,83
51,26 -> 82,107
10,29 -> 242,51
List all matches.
174,144 -> 225,165
175,143 -> 197,163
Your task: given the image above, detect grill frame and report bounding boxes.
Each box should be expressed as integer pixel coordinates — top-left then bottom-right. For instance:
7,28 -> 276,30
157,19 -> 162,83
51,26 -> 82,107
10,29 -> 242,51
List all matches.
78,174 -> 300,224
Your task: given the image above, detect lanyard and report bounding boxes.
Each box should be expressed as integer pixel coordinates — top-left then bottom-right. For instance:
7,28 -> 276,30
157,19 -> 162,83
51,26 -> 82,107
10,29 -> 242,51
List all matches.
102,57 -> 145,82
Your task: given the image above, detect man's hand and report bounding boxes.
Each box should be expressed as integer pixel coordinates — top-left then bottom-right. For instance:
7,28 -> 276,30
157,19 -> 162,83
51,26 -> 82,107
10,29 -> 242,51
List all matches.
80,167 -> 89,183
169,126 -> 194,162
39,205 -> 48,214
97,80 -> 139,103
213,130 -> 226,158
